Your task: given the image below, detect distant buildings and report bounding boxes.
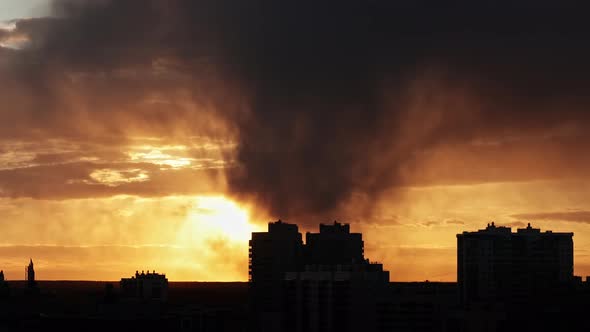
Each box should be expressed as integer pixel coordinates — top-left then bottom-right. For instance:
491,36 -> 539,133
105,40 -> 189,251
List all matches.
457,222 -> 573,307
120,270 -> 169,302
25,259 -> 36,289
0,270 -> 8,297
1,220 -> 590,332
23,258 -> 40,295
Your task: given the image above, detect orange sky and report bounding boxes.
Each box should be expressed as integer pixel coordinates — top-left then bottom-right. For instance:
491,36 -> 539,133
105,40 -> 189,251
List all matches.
1,2 -> 590,282
1,141 -> 590,281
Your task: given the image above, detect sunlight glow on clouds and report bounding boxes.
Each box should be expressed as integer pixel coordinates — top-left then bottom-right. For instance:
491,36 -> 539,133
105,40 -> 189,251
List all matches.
89,168 -> 150,186
0,21 -> 17,32
0,139 -> 86,170
0,195 -> 261,281
0,32 -> 29,49
182,196 -> 259,243
0,150 -> 36,170
3,134 -> 590,281
129,149 -> 193,169
0,20 -> 29,49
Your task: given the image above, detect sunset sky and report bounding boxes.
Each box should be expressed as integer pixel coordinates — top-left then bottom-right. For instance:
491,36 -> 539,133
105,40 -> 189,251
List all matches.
1,1 -> 590,281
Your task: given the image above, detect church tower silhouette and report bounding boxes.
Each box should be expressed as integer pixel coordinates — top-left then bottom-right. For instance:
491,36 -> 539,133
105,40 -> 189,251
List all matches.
25,258 -> 36,288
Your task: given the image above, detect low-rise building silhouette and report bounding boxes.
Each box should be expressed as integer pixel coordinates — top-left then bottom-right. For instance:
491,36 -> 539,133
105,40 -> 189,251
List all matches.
120,270 -> 169,302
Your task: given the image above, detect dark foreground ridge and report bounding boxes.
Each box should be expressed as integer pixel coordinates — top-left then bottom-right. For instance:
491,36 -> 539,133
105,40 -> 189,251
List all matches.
1,221 -> 589,332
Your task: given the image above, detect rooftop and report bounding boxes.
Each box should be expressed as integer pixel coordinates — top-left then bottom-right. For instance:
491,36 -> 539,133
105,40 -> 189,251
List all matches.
123,270 -> 168,280
459,222 -> 573,237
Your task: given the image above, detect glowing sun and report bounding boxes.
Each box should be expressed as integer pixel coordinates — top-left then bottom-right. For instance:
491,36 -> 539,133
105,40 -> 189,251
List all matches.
181,196 -> 259,244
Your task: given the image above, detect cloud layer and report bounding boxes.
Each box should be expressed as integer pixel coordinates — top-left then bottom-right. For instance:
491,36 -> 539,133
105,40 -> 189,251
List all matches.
512,211 -> 590,224
1,2 -> 589,223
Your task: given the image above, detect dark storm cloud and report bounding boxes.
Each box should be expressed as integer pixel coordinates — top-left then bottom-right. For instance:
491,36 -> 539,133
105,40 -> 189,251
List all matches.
401,133 -> 590,187
3,1 -> 590,222
512,211 -> 590,224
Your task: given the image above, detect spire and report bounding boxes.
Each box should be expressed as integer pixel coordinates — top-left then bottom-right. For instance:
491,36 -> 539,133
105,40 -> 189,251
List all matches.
26,258 -> 36,286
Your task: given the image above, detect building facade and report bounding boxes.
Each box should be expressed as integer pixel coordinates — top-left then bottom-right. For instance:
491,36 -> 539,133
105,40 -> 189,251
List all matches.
120,270 -> 169,302
284,263 -> 390,332
249,220 -> 390,332
305,221 -> 364,266
249,220 -> 304,283
457,222 -> 573,307
248,220 -> 304,331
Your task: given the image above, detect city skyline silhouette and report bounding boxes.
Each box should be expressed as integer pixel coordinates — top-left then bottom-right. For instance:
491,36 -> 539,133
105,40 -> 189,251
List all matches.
1,220 -> 589,331
2,0 -> 590,331
1,1 -> 590,282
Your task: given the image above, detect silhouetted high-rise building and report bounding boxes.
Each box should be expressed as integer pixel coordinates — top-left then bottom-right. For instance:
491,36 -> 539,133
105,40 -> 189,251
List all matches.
249,220 -> 304,331
249,220 -> 303,283
249,220 -> 390,332
457,222 -> 573,306
305,221 -> 364,266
